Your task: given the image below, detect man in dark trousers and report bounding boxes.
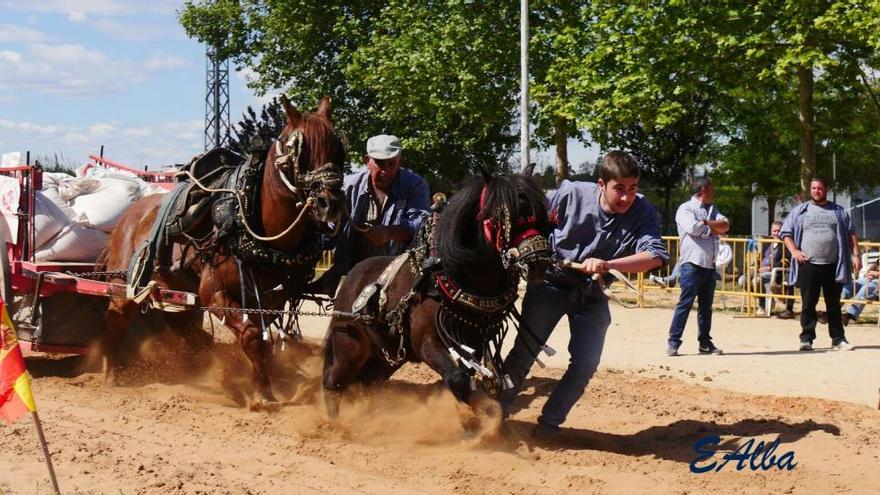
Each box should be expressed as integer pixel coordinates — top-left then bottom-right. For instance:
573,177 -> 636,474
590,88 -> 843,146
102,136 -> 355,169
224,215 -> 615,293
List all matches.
666,177 -> 729,356
780,177 -> 861,351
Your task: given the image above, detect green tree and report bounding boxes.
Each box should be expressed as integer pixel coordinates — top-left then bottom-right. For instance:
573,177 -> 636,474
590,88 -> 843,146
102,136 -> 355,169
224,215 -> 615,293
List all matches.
555,1 -> 739,230
180,0 -> 525,187
734,0 -> 880,191
228,98 -> 285,158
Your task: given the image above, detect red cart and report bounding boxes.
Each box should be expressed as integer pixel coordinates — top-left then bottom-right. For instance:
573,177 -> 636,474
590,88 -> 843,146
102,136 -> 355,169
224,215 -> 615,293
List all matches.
1,155 -> 197,354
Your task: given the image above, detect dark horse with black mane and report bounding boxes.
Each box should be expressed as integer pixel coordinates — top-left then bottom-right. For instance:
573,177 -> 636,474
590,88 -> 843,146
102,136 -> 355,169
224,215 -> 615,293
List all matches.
323,168 -> 551,415
98,97 -> 346,406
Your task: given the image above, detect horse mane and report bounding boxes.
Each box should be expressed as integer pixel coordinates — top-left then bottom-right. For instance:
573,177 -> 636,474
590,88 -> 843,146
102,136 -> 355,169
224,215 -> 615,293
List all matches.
299,113 -> 345,171
436,173 -> 548,293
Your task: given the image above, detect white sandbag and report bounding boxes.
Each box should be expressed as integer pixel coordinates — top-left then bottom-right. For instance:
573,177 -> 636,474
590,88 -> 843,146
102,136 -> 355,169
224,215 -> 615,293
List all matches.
58,178 -> 101,202
33,191 -> 73,249
34,223 -> 108,262
1,152 -> 21,167
40,171 -> 76,190
39,187 -> 78,220
71,178 -> 141,233
0,174 -> 21,244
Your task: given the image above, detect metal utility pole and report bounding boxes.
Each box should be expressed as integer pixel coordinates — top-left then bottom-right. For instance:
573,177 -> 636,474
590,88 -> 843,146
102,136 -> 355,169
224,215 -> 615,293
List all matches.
204,44 -> 230,150
520,0 -> 530,171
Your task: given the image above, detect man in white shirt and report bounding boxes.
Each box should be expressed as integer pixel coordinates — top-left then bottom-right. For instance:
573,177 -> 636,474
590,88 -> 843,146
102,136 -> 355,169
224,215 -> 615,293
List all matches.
667,178 -> 729,356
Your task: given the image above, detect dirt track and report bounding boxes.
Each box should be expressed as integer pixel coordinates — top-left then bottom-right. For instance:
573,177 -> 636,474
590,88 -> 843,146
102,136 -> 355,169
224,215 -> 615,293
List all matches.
2,302 -> 880,494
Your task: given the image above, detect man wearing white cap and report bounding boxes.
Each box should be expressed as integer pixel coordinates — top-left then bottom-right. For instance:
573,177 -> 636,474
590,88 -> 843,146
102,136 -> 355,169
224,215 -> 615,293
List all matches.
316,134 -> 430,294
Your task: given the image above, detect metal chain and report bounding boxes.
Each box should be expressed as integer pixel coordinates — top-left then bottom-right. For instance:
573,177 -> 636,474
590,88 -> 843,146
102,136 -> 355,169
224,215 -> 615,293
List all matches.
68,270 -> 128,279
198,305 -> 333,318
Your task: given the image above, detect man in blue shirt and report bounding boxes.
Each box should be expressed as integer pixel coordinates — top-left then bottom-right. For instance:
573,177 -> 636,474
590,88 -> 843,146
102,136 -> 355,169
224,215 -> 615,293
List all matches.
666,178 -> 730,357
501,151 -> 667,437
316,134 -> 430,294
781,177 -> 861,351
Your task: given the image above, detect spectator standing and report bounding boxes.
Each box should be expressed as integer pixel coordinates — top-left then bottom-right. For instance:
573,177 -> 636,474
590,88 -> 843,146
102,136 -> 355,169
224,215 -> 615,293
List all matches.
780,177 -> 860,351
667,178 -> 730,356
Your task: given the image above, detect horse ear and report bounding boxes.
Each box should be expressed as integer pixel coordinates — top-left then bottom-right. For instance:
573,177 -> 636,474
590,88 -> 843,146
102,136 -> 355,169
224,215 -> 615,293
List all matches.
280,94 -> 302,128
522,162 -> 536,178
316,96 -> 332,120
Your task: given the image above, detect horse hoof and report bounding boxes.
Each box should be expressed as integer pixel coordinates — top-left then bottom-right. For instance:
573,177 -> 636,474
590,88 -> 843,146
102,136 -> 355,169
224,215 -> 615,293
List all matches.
249,400 -> 282,413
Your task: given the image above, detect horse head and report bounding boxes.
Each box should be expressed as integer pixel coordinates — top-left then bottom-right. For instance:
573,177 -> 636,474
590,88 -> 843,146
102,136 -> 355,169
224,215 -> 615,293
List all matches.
265,95 -> 347,238
475,166 -> 552,285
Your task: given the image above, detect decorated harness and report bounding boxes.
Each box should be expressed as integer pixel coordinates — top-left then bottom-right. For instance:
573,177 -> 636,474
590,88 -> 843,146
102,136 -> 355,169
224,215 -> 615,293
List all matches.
346,190 -> 551,397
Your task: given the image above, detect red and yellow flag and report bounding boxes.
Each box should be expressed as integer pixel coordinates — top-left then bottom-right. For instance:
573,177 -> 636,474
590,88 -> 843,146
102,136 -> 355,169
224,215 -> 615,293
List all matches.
0,300 -> 36,424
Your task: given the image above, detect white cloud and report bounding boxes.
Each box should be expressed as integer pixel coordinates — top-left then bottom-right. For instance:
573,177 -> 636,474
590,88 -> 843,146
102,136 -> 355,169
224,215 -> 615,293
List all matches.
89,18 -> 167,42
68,11 -> 87,22
0,24 -> 54,44
0,118 -> 205,169
143,53 -> 189,71
0,50 -> 22,64
0,43 -> 190,97
0,0 -> 180,16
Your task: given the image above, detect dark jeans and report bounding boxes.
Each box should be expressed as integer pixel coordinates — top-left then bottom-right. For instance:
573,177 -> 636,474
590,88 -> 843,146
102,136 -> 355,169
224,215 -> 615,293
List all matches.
668,262 -> 716,348
797,263 -> 846,344
500,281 -> 611,429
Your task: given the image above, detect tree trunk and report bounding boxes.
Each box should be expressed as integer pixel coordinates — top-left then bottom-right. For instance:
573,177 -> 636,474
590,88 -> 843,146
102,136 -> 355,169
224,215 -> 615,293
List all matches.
554,117 -> 569,187
797,65 -> 815,193
663,186 -> 673,234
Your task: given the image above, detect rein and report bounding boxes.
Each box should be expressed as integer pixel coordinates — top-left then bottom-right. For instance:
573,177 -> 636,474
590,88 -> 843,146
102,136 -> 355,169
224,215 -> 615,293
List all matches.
559,260 -> 641,308
180,130 -> 342,243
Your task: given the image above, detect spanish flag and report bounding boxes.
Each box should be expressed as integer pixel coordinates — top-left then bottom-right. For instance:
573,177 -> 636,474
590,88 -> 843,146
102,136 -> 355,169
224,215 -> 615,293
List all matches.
0,300 -> 36,424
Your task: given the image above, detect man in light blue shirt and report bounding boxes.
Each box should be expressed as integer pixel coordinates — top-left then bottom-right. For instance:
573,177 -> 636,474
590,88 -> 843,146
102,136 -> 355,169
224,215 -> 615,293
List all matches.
501,151 -> 667,437
316,134 -> 430,294
667,178 -> 729,356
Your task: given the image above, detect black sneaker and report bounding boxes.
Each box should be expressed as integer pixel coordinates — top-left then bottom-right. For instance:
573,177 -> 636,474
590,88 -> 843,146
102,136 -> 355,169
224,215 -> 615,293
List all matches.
666,344 -> 680,357
799,341 -> 813,351
698,344 -> 723,355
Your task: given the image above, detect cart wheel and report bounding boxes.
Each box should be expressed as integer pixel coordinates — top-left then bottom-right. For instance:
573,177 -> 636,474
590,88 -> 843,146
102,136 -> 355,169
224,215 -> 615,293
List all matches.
0,229 -> 12,306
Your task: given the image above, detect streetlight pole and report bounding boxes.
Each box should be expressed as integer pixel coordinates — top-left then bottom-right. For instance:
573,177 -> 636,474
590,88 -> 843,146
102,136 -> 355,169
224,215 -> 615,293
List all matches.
520,0 -> 530,172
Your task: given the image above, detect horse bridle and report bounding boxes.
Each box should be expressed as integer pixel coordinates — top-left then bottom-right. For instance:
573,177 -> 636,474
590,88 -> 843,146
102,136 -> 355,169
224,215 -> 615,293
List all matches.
273,129 -> 343,207
478,186 -> 552,275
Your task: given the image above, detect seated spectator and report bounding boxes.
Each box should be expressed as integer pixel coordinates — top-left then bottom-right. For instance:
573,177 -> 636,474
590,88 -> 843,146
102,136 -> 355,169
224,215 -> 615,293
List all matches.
842,259 -> 879,326
756,221 -> 795,319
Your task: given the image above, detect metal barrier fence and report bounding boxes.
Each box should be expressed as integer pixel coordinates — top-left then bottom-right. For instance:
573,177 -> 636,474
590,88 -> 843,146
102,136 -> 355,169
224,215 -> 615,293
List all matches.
638,237 -> 880,320
312,238 -> 880,321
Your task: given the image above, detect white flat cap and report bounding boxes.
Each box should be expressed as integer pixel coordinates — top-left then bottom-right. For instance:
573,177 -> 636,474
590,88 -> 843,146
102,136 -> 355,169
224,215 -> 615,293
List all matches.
366,134 -> 402,160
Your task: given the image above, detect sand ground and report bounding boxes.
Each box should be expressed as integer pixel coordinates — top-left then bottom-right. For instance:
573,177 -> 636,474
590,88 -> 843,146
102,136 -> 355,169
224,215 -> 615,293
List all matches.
1,294 -> 879,494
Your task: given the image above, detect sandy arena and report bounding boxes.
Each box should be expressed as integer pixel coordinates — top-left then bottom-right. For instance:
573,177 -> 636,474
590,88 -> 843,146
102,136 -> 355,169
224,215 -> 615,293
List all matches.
1,295 -> 879,494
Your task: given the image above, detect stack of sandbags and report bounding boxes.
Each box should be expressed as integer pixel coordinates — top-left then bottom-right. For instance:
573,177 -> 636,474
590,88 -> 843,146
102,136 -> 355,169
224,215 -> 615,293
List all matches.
34,168 -> 168,262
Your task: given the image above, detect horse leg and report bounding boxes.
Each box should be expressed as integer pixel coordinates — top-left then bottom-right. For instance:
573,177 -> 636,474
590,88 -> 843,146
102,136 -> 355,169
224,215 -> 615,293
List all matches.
418,334 -> 472,404
209,290 -> 277,405
102,298 -> 140,386
322,321 -> 373,418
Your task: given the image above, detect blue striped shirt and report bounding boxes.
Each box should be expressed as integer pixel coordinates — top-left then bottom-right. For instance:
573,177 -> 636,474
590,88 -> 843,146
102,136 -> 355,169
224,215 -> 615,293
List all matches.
676,196 -> 728,270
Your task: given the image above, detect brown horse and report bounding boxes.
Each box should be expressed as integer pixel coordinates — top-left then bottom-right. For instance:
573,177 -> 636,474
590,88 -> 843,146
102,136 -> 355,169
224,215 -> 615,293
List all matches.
322,170 -> 551,416
99,97 -> 346,406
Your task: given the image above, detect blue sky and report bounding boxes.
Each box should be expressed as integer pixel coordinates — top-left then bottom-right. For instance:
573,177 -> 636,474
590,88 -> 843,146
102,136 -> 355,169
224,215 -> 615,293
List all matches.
0,0 -> 596,170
